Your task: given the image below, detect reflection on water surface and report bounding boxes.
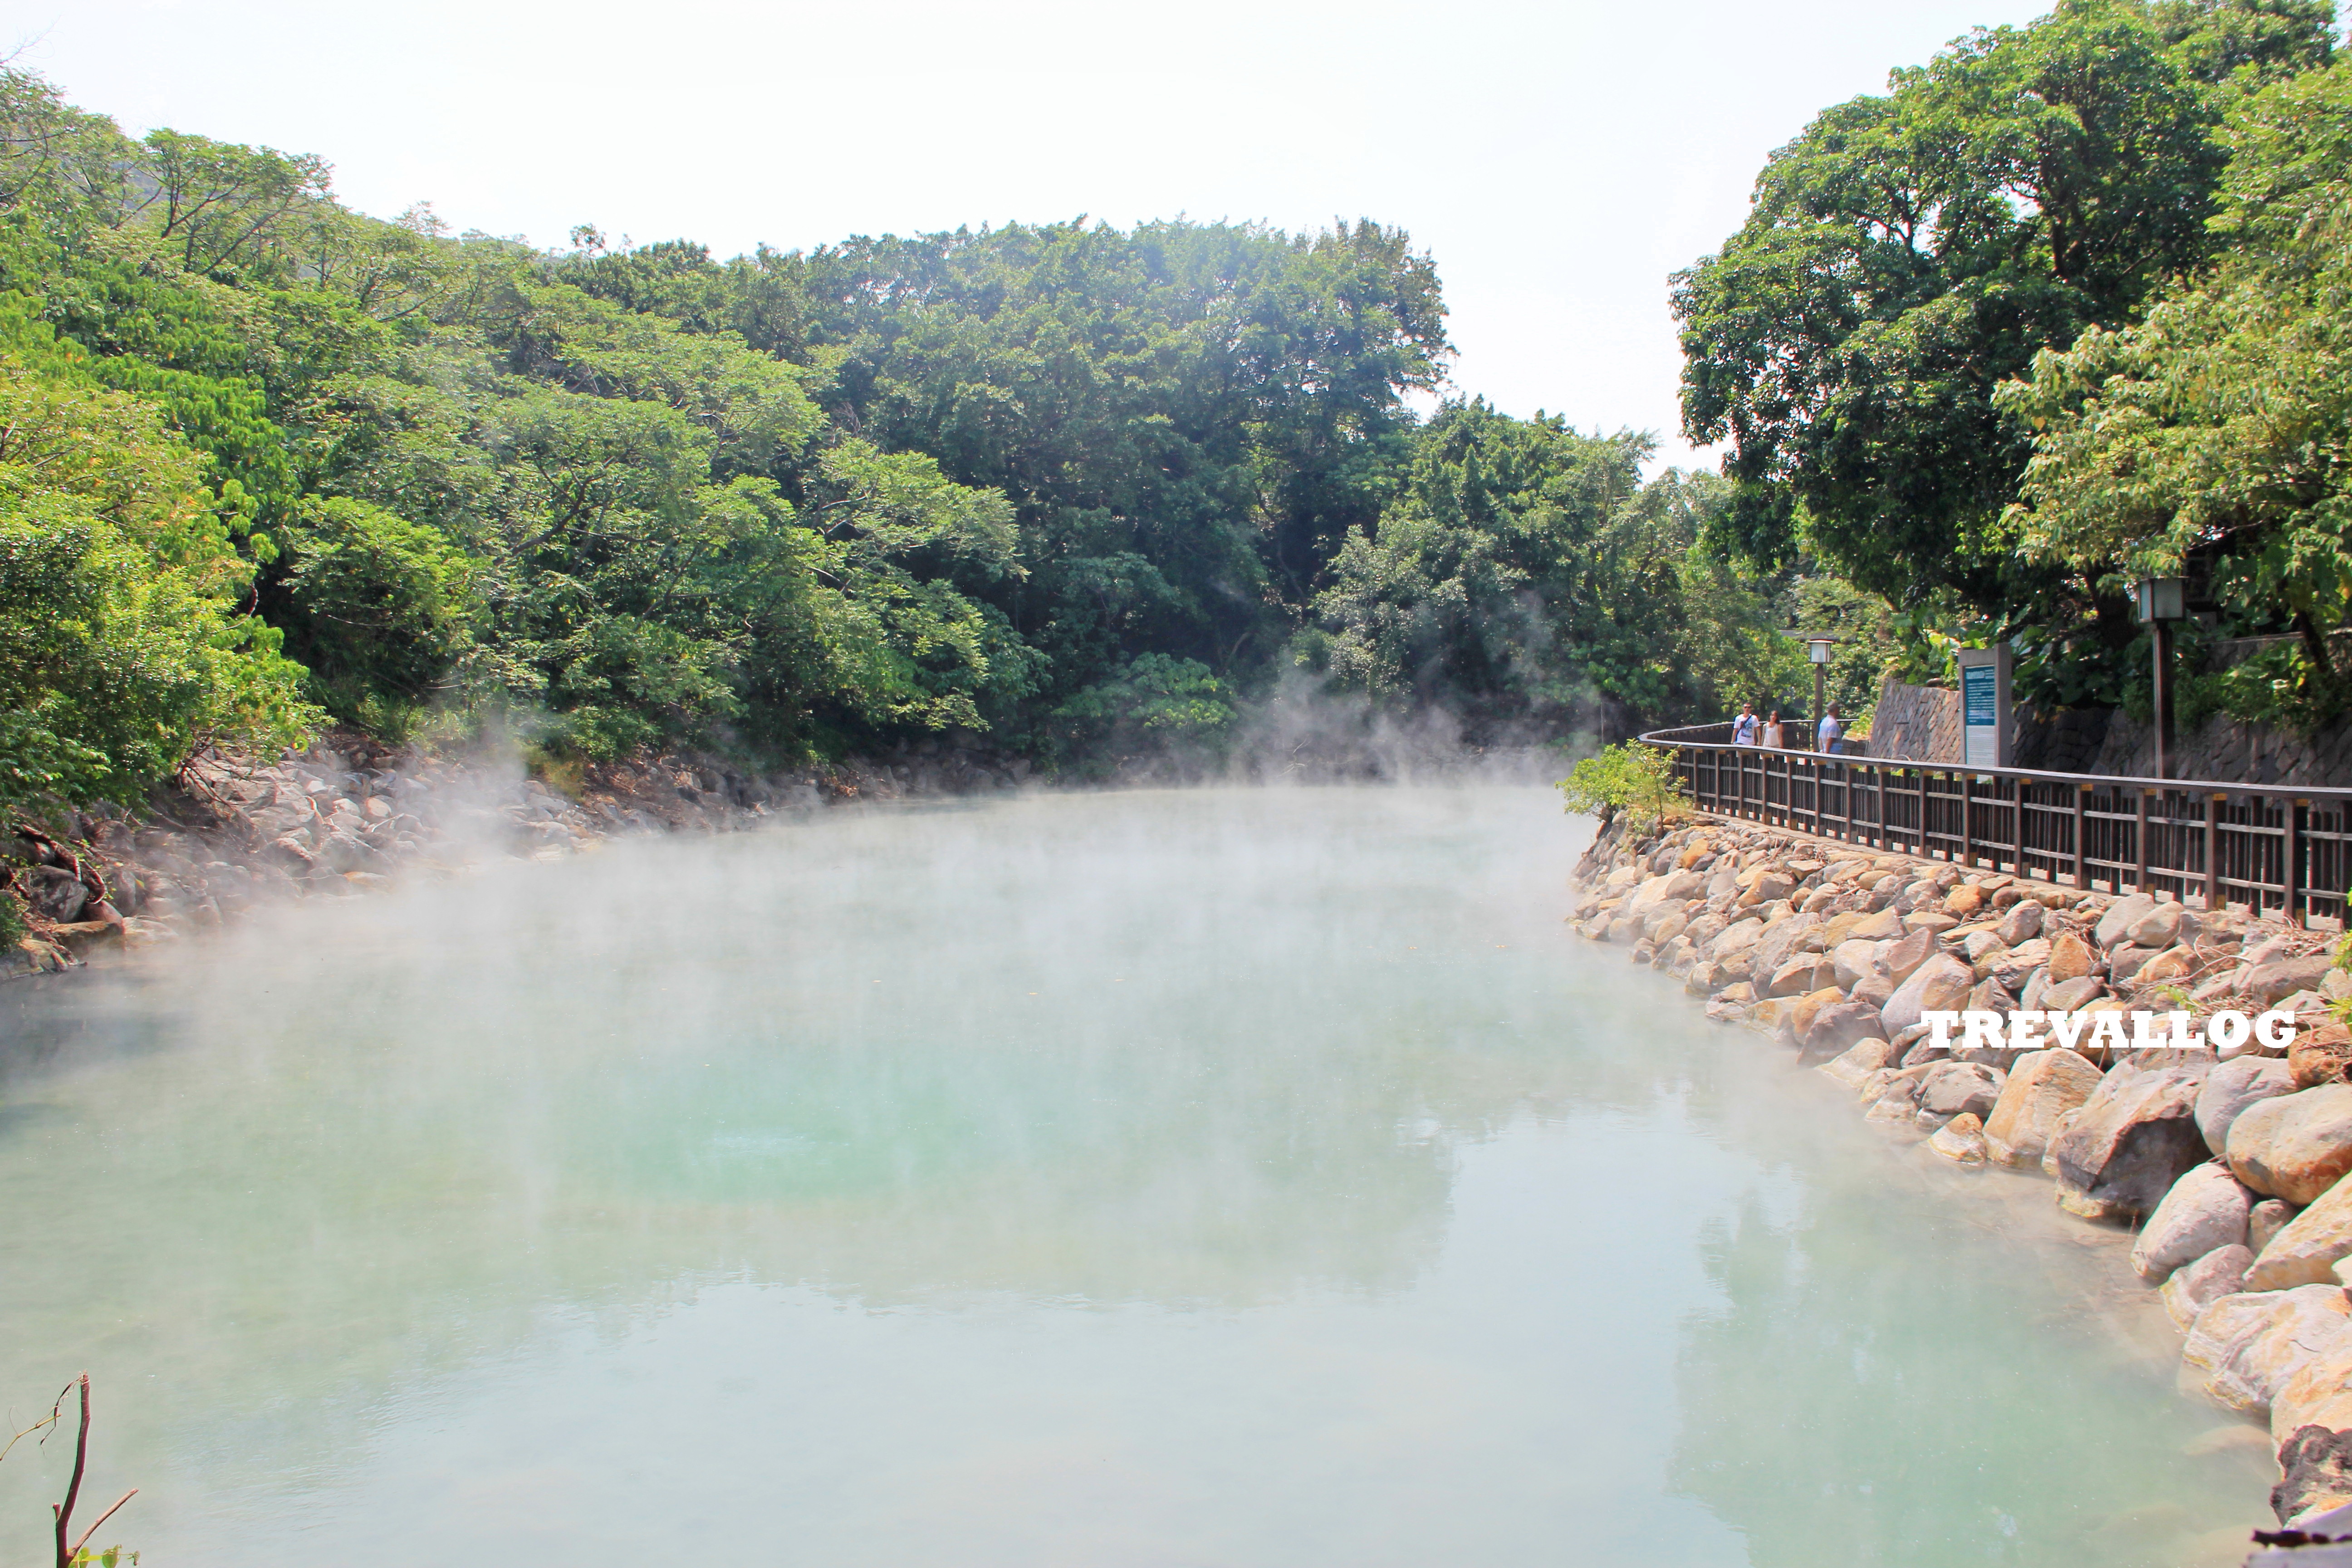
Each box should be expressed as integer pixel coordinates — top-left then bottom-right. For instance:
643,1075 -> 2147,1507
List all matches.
0,788 -> 2273,1564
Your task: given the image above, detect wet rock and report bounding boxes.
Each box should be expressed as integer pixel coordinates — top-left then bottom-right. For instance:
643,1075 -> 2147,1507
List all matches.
1881,952 -> 1975,1036
1919,1059 -> 2004,1116
1803,1000 -> 1889,1063
1704,983 -> 1757,1021
1928,1112 -> 1988,1166
1819,1035 -> 1900,1089
2230,1086 -> 2352,1205
2295,1024 -> 2352,1090
2131,1163 -> 2255,1284
2051,1065 -> 2210,1220
2274,1426 -> 2352,1526
2254,1199 -> 2300,1255
20,866 -> 88,923
2095,893 -> 2159,949
2252,1175 -> 2352,1290
1984,1049 -> 2104,1170
2200,1057 -> 2301,1156
2164,1245 -> 2254,1332
2184,1284 -> 2352,1416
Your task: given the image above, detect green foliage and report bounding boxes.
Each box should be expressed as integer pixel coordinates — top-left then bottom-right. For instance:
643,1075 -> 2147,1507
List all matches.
1675,0 -> 2336,706
1555,742 -> 1687,830
0,358 -> 314,816
1052,652 -> 1235,760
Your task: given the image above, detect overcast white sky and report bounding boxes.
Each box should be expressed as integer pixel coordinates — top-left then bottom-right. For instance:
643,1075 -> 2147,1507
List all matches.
18,0 -> 2049,469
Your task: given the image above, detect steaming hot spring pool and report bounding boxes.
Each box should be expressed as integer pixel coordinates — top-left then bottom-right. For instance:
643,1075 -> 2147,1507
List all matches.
0,786 -> 2279,1564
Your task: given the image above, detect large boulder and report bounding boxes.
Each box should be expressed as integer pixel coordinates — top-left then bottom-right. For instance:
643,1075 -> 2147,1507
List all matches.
2162,1244 -> 2253,1332
2128,902 -> 2189,949
1752,913 -> 1824,983
1928,1111 -> 1988,1165
2274,1426 -> 2352,1526
2255,1199 -> 2300,1255
2294,1023 -> 2352,1090
2094,893 -> 2158,949
2250,1173 -> 2352,1290
1882,928 -> 1937,985
2230,1085 -> 2352,1205
1880,953 -> 1974,1037
2049,1066 -> 2210,1220
1799,1000 -> 1886,1066
2183,1284 -> 2352,1416
2254,956 -> 2338,1009
1982,1049 -> 2104,1170
1917,1061 -> 2004,1127
1996,899 -> 2045,947
1628,869 -> 1706,910
2129,1163 -> 2254,1284
1830,938 -> 1881,990
1818,1035 -> 1900,1089
1707,918 -> 1766,962
2047,931 -> 2097,982
1846,908 -> 1904,942
2198,1056 -> 2301,1156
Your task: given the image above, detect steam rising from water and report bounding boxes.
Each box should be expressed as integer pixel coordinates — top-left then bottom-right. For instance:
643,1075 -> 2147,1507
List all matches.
0,788 -> 2274,1564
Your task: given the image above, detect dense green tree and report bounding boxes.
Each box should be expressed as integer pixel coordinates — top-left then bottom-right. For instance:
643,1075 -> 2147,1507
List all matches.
1998,54 -> 2352,729
1673,0 -> 2333,622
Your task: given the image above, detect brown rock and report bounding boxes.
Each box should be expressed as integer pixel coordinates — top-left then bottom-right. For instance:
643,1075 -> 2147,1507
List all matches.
2048,931 -> 2095,982
1883,928 -> 1937,985
1943,884 -> 1986,918
2294,1023 -> 2352,1090
2249,1171 -> 2352,1290
2051,1066 -> 2210,1220
1983,1049 -> 2104,1169
1927,1112 -> 1988,1165
2254,1198 -> 2300,1255
2230,1085 -> 2352,1205
1787,985 -> 1845,1040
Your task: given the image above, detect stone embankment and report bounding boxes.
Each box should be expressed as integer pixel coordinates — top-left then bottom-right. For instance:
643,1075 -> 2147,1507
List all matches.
1569,809 -> 2352,1529
3,734 -> 1025,983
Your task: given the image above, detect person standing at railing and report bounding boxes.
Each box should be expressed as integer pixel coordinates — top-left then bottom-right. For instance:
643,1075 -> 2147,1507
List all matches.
1761,711 -> 1784,748
1818,704 -> 1844,755
1732,704 -> 1758,745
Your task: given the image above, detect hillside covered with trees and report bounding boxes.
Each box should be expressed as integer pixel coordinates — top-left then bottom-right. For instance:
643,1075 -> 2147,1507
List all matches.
5,0 -> 2349,823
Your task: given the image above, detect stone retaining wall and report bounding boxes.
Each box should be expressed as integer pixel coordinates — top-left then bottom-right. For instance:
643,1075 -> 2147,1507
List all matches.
1568,807 -> 2352,1532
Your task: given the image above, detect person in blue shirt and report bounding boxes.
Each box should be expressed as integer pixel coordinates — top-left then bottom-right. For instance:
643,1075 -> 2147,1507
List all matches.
1818,705 -> 1844,755
1732,704 -> 1758,745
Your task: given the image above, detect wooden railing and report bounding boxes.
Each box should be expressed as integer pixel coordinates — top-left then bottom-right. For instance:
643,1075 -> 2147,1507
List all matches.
1637,725 -> 2352,929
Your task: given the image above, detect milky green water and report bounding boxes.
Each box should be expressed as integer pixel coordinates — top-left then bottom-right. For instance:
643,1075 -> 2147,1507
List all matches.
0,787 -> 2274,1565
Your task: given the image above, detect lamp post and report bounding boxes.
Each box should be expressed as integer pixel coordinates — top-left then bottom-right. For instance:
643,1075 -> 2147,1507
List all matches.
2134,577 -> 2185,779
1806,636 -> 1838,750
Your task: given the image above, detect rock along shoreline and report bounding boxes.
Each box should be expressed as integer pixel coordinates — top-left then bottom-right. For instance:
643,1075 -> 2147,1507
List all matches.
1568,805 -> 2352,1534
0,732 -> 1023,986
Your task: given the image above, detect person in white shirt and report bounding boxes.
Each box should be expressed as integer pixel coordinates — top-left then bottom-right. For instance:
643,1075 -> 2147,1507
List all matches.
1732,705 -> 1758,745
1761,711 -> 1784,748
1818,705 -> 1844,755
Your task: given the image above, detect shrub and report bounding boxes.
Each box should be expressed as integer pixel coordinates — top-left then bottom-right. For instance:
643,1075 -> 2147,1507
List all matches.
1556,741 -> 1687,831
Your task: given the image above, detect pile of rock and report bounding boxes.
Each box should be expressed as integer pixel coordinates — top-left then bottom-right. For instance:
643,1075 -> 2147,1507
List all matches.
1568,811 -> 2352,1525
4,733 -> 1019,981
